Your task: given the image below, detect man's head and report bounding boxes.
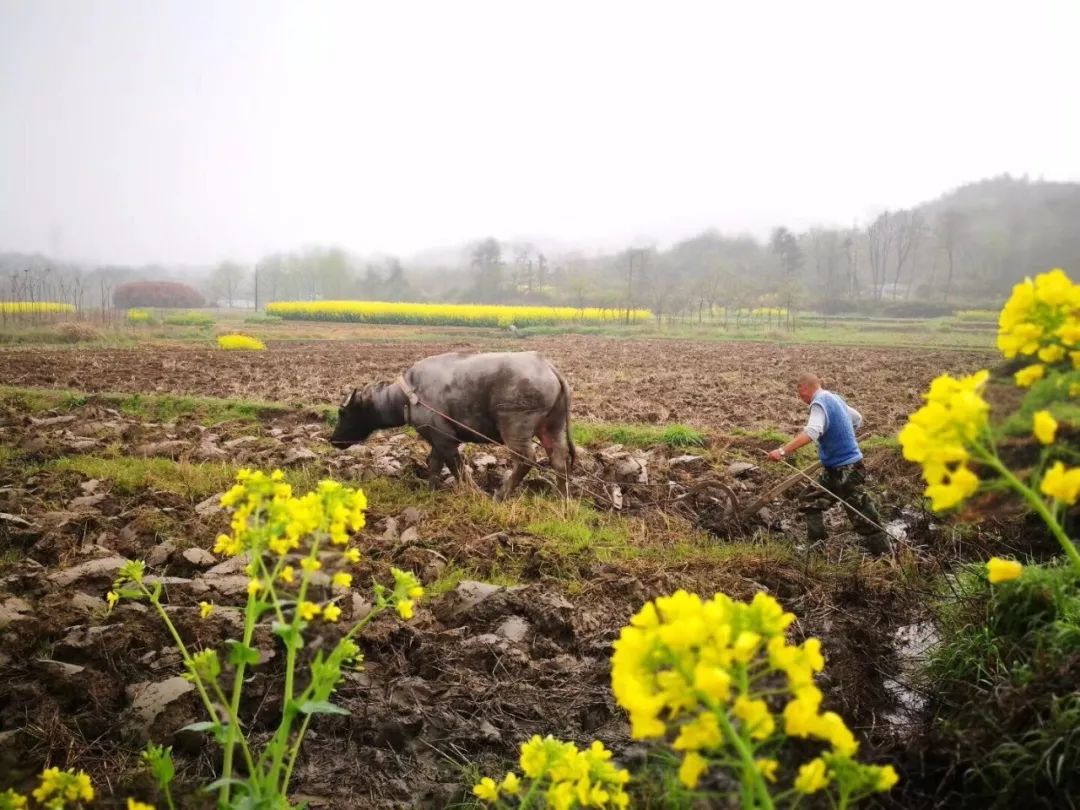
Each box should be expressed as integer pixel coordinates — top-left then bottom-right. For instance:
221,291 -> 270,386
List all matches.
796,373 -> 822,405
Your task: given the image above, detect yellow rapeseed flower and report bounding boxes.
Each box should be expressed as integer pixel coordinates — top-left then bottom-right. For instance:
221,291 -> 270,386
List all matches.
998,270 -> 1079,363
898,371 -> 989,512
396,599 -> 415,620
127,800 -> 155,810
678,752 -> 709,788
33,767 -> 95,804
794,757 -> 830,794
519,735 -> 548,778
322,603 -> 342,622
0,301 -> 75,315
266,300 -> 652,328
472,777 -> 499,803
756,758 -> 779,783
298,601 -> 321,621
301,558 -> 322,573
106,590 -> 120,610
1041,461 -> 1080,504
876,764 -> 900,791
1039,344 -> 1066,363
0,789 -> 27,809
332,572 -> 353,589
344,547 -> 361,564
217,334 -> 265,351
673,712 -> 721,751
733,696 -> 775,740
280,565 -> 295,584
924,465 -> 980,512
1033,410 -> 1058,444
987,557 -> 1023,583
199,601 -> 214,619
1015,364 -> 1046,388
500,773 -> 521,795
816,711 -> 858,755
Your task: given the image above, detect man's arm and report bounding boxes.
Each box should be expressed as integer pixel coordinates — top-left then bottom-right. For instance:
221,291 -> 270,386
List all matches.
767,403 -> 824,462
848,405 -> 864,431
767,431 -> 813,461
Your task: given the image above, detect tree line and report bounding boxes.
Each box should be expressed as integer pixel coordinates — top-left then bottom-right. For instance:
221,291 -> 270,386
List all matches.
3,176 -> 1077,318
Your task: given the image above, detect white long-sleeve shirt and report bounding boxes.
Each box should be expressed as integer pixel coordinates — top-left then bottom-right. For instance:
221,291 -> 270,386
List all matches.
804,399 -> 863,442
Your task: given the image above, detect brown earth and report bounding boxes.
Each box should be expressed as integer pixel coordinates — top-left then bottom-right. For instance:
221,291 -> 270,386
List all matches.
0,336 -> 1006,808
0,335 -> 990,432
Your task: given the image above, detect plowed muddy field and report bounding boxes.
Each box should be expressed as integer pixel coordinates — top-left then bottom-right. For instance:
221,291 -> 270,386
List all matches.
0,334 -> 1007,808
0,335 -> 989,432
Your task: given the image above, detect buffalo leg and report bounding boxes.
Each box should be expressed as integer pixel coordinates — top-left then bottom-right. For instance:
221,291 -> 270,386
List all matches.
538,425 -> 571,500
425,447 -> 445,490
549,438 -> 572,500
496,433 -> 535,501
444,446 -> 466,485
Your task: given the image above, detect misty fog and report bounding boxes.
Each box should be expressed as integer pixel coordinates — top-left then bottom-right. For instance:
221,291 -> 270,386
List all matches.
1,0 -> 1078,312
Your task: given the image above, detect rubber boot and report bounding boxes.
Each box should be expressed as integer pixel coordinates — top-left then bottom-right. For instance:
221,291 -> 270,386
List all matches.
859,530 -> 890,557
805,512 -> 827,545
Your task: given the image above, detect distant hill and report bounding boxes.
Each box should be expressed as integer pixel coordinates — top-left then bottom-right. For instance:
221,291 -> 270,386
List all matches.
916,175 -> 1080,293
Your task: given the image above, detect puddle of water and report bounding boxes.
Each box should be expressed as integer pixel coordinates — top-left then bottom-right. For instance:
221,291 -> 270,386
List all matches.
885,507 -> 923,545
884,519 -> 909,543
882,620 -> 940,732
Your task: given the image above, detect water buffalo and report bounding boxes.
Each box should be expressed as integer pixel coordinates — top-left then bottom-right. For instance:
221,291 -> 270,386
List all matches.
330,351 -> 575,499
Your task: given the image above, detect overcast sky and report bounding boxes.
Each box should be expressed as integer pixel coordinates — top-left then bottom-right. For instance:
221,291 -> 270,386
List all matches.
1,0 -> 1077,266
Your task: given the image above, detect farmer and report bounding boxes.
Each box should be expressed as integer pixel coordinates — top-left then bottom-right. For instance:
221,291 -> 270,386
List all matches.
766,373 -> 889,555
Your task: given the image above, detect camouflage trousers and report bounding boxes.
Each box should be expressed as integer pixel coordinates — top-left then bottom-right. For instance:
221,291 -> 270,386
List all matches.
797,461 -> 889,555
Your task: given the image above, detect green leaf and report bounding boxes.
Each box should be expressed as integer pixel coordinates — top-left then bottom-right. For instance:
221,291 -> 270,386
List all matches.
272,621 -> 303,648
228,641 -> 261,667
202,777 -> 247,793
178,721 -> 218,734
296,700 -> 351,717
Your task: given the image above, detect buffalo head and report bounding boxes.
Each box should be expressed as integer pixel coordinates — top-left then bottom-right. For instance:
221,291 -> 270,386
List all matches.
330,386 -> 380,448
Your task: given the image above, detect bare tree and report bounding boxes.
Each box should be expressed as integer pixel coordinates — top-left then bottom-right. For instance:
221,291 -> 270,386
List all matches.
843,232 -> 860,301
889,210 -> 923,300
807,229 -> 844,307
866,212 -> 893,301
936,209 -> 967,303
211,261 -> 247,308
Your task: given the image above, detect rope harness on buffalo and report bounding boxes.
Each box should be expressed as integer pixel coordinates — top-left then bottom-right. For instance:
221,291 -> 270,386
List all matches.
384,378 -> 764,522
385,377 -> 894,548
392,375 -> 616,506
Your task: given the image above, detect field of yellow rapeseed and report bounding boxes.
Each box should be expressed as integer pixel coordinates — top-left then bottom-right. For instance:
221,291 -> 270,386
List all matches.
217,334 -> 266,350
265,300 -> 651,327
0,301 -> 76,315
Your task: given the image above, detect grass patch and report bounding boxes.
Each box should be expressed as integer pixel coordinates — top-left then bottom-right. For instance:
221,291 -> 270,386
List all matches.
48,455 -> 238,500
0,445 -> 18,466
572,422 -> 706,449
0,385 -> 289,425
921,561 -> 1080,804
999,372 -> 1080,438
526,501 -> 630,555
511,321 -> 996,351
163,311 -> 215,327
729,426 -> 790,444
426,564 -> 521,596
861,434 -> 900,451
117,392 -> 284,424
0,547 -> 22,574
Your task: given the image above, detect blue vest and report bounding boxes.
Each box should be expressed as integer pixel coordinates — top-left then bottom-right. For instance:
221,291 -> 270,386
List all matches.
812,390 -> 862,468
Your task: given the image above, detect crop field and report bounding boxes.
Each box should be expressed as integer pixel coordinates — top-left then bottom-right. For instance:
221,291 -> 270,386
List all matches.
266,300 -> 652,327
0,312 -> 1074,809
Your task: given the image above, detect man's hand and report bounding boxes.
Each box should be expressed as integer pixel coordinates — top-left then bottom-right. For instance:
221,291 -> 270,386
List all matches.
767,448 -> 786,462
